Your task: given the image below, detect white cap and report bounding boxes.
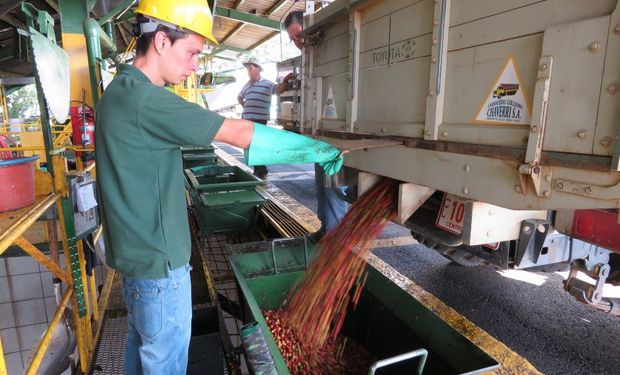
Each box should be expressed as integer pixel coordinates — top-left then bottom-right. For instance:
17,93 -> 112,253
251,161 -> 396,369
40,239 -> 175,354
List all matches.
242,56 -> 263,71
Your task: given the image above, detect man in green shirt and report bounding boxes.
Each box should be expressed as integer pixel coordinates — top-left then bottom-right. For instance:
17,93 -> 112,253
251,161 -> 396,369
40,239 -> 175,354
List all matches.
96,1 -> 342,374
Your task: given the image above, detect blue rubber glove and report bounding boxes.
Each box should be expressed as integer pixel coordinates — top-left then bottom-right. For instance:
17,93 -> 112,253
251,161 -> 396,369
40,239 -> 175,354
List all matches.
245,123 -> 343,175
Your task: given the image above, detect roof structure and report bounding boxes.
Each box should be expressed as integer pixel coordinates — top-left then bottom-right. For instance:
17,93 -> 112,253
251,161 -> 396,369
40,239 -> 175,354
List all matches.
0,0 -> 307,76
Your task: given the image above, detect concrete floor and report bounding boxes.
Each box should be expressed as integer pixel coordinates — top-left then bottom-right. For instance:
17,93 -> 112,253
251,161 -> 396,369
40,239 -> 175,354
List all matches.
217,143 -> 620,375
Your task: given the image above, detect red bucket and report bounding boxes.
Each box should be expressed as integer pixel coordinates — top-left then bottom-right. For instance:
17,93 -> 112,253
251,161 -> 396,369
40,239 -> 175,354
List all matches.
0,156 -> 39,212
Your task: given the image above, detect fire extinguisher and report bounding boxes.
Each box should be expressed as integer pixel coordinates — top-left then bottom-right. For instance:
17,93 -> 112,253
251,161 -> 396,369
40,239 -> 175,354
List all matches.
69,100 -> 95,157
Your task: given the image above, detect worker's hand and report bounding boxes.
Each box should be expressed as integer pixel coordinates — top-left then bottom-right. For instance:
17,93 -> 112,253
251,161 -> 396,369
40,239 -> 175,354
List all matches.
283,72 -> 296,82
245,123 -> 344,175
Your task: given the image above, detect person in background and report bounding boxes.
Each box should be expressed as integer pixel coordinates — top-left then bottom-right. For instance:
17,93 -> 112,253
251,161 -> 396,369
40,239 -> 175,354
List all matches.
238,56 -> 294,179
96,1 -> 342,374
284,10 -> 349,237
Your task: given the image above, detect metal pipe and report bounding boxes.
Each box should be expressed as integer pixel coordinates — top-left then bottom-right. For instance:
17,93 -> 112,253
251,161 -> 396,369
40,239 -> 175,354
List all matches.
368,348 -> 428,375
25,288 -> 73,375
0,194 -> 59,255
83,17 -> 120,107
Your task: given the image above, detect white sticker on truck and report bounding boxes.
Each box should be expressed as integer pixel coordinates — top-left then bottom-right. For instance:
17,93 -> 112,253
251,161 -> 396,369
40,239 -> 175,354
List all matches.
473,54 -> 531,125
323,87 -> 338,119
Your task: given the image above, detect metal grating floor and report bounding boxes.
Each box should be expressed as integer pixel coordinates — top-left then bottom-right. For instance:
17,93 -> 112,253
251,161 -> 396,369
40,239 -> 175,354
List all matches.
89,316 -> 127,375
199,233 -> 255,374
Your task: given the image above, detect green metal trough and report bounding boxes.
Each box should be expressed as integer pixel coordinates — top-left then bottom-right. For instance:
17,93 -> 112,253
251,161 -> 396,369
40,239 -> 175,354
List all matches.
186,165 -> 265,235
181,146 -> 218,169
228,238 -> 500,375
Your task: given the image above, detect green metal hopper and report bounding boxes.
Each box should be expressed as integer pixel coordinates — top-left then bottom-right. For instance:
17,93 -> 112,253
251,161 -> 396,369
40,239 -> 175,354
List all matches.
228,238 -> 500,375
186,166 -> 265,234
181,146 -> 218,169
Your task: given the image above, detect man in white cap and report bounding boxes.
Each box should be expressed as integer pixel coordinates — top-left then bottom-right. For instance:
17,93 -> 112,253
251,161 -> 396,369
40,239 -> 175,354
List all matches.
238,57 -> 293,178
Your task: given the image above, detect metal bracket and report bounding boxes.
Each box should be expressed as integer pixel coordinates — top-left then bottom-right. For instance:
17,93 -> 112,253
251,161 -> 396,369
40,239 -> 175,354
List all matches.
514,219 -> 551,267
424,0 -> 451,141
525,56 -> 553,165
555,179 -> 620,200
21,2 -> 56,42
520,56 -> 553,197
565,263 -> 610,304
518,164 -> 553,197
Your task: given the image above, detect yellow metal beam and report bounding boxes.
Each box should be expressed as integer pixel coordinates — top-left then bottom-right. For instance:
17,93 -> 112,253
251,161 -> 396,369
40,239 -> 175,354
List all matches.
0,193 -> 59,255
25,288 -> 73,375
15,236 -> 73,285
0,334 -> 7,375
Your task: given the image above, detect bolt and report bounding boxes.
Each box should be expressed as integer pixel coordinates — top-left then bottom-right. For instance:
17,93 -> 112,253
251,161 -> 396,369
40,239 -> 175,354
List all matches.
431,57 -> 437,63
608,83 -> 619,95
540,63 -> 548,71
462,187 -> 469,195
434,19 -> 439,26
532,166 -> 541,174
531,126 -> 539,133
615,23 -> 620,34
584,187 -> 593,194
429,90 -> 435,96
578,129 -> 588,139
589,41 -> 600,53
432,39 -> 438,45
464,164 -> 471,172
544,174 -> 551,182
557,182 -> 565,190
380,128 -> 386,133
442,131 -> 448,137
515,185 -> 523,193
543,190 -> 551,198
601,136 -> 613,147
523,226 -> 532,234
537,224 -> 546,233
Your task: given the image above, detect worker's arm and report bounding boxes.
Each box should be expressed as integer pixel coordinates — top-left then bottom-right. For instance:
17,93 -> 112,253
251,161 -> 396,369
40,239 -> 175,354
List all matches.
275,73 -> 296,95
237,95 -> 245,106
244,123 -> 343,175
214,118 -> 254,149
215,121 -> 343,175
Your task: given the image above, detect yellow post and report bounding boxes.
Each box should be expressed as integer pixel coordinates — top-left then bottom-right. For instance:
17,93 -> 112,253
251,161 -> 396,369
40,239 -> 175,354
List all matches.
25,288 -> 73,375
0,335 -> 7,375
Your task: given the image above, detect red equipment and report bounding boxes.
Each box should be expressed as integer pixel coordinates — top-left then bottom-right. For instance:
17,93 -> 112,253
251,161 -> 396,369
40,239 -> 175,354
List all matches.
70,103 -> 95,156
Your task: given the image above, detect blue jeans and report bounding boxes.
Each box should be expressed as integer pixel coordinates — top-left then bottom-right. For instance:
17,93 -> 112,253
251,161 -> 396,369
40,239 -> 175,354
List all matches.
122,264 -> 193,375
314,164 -> 348,234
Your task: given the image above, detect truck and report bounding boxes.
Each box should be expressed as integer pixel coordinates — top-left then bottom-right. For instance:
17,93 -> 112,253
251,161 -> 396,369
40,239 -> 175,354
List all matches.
277,0 -> 620,315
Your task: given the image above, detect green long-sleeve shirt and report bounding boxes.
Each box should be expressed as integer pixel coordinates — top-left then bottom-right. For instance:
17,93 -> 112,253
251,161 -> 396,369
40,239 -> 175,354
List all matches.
96,64 -> 224,279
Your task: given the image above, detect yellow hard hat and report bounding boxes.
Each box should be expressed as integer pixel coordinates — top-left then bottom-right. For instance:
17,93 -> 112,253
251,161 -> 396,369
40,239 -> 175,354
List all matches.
136,0 -> 218,45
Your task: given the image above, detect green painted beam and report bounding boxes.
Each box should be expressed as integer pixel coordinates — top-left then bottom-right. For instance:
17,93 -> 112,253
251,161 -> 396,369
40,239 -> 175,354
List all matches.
220,44 -> 249,53
215,6 -> 280,31
59,0 -> 88,34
